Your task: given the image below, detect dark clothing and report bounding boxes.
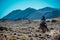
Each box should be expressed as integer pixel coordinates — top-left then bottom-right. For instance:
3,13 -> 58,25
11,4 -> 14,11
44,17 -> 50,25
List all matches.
40,21 -> 46,26
41,16 -> 46,21
41,16 -> 46,26
41,17 -> 46,21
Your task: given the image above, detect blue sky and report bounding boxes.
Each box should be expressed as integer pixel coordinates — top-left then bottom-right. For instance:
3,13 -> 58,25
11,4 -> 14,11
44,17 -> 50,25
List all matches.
0,0 -> 60,19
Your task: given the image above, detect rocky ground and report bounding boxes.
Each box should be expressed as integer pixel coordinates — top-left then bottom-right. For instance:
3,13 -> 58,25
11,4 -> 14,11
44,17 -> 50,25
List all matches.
0,17 -> 60,40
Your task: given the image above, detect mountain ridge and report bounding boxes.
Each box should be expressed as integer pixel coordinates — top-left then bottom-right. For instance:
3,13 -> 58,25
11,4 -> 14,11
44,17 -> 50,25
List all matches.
1,7 -> 60,20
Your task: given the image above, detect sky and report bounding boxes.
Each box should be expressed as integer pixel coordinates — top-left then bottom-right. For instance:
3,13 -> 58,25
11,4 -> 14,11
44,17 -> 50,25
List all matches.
0,0 -> 60,19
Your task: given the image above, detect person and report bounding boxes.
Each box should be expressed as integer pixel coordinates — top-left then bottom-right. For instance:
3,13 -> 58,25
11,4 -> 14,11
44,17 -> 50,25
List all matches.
40,16 -> 49,33
41,16 -> 46,21
40,16 -> 47,26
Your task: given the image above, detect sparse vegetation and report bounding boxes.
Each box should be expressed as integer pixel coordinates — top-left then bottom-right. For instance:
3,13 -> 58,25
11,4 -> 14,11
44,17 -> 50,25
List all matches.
9,37 -> 16,40
46,20 -> 50,22
54,35 -> 60,40
9,27 -> 13,31
51,19 -> 57,22
0,17 -> 60,40
50,28 -> 54,30
0,26 -> 8,31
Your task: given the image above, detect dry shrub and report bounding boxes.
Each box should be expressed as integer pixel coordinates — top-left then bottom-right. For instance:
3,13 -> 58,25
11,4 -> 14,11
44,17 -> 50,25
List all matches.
51,19 -> 57,22
9,36 -> 16,40
53,34 -> 60,40
0,26 -> 8,31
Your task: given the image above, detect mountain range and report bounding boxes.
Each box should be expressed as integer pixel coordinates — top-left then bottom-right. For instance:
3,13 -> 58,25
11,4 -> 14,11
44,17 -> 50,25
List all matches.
1,7 -> 60,20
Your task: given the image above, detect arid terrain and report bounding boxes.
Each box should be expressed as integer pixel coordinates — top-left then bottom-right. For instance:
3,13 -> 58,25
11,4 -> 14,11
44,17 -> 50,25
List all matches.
0,17 -> 60,40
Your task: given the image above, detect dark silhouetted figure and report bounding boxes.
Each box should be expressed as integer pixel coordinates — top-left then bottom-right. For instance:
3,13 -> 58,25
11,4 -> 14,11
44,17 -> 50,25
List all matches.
39,16 -> 49,33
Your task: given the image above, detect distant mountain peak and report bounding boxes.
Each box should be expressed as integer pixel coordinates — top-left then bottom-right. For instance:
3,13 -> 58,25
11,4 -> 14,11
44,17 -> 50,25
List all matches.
25,7 -> 37,11
44,7 -> 52,8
